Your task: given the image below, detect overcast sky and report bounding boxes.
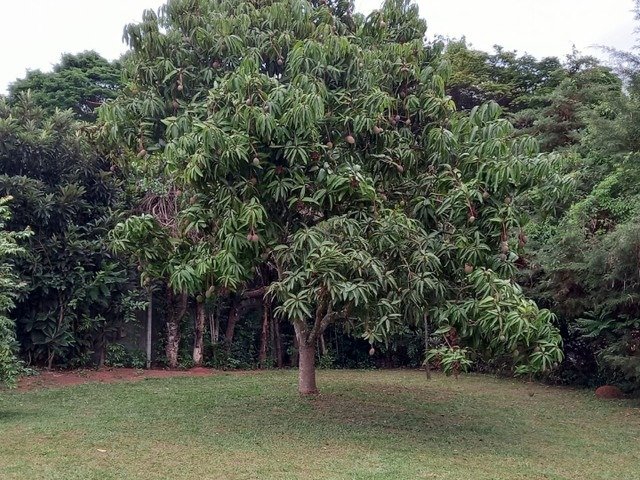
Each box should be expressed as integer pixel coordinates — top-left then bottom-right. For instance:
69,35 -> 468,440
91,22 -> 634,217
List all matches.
1,0 -> 636,94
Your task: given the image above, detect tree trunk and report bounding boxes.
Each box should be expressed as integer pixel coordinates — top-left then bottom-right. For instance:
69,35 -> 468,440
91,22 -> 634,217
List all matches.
269,309 -> 276,364
47,349 -> 54,370
193,299 -> 206,367
424,313 -> 431,380
275,320 -> 284,368
146,290 -> 153,369
98,338 -> 106,368
166,289 -> 188,369
166,320 -> 180,369
298,342 -> 318,394
209,310 -> 219,345
224,296 -> 240,354
258,297 -> 270,368
319,333 -> 327,356
271,316 -> 284,368
294,322 -> 318,395
291,333 -> 299,367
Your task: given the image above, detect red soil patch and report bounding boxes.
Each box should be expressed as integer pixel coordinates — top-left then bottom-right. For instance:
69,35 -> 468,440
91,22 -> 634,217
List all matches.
17,367 -> 218,391
595,385 -> 625,399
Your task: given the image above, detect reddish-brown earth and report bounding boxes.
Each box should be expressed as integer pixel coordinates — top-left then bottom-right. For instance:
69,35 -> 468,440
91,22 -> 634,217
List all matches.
595,385 -> 625,399
17,367 -> 217,391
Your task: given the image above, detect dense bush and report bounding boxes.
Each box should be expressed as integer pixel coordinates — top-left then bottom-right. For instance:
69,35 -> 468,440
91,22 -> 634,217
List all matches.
0,198 -> 31,387
104,344 -> 147,369
0,95 -> 145,369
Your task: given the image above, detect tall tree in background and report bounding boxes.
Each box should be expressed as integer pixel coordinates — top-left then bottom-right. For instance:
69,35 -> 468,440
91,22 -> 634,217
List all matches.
444,40 -> 562,113
8,51 -> 121,122
513,1 -> 640,390
444,40 -> 620,152
513,51 -> 621,152
529,53 -> 640,388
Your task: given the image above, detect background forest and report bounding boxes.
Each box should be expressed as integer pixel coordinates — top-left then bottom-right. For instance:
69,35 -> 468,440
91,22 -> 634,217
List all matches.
1,0 -> 639,394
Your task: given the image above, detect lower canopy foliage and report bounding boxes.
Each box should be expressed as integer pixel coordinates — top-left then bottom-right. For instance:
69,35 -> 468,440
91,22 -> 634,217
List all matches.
269,211 -> 562,379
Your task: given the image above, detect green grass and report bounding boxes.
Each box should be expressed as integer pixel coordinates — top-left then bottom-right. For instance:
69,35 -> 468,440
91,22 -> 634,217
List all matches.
1,370 -> 639,480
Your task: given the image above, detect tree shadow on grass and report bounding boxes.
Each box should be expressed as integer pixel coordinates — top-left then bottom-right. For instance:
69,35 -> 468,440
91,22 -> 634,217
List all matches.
181,378 -> 531,460
115,372 -> 532,458
300,388 -> 521,453
0,410 -> 38,422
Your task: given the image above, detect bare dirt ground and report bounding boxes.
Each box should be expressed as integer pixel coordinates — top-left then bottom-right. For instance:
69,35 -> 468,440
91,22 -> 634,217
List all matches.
18,366 -> 217,391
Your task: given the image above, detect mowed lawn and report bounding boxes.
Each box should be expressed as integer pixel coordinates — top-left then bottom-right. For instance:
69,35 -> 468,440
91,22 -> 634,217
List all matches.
1,370 -> 639,480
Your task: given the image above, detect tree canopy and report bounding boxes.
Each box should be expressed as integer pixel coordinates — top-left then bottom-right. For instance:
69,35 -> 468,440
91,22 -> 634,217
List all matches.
8,51 -> 122,122
100,0 -> 564,393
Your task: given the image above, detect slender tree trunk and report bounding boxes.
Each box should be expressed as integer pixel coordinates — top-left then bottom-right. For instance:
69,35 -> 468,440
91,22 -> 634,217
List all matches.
273,318 -> 284,368
146,290 -> 153,369
258,297 -> 270,368
273,317 -> 284,368
319,333 -> 327,356
209,310 -> 219,345
98,337 -> 106,368
269,309 -> 276,365
424,313 -> 431,379
224,296 -> 240,354
291,333 -> 299,367
294,322 -> 318,395
166,320 -> 180,369
166,289 -> 188,369
193,298 -> 206,366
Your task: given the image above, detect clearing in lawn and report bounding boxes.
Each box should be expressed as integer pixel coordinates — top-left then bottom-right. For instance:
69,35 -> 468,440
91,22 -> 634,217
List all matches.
1,369 -> 638,480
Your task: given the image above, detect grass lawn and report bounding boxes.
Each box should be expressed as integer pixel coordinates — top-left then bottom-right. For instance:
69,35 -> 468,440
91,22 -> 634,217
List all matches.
1,370 -> 639,480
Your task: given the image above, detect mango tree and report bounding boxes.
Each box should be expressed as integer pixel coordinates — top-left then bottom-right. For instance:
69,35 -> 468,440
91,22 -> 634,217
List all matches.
101,0 -> 564,393
269,212 -> 443,393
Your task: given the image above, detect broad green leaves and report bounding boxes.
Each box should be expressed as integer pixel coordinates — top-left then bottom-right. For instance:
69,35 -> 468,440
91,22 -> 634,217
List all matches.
102,0 -> 565,376
269,210 -> 443,343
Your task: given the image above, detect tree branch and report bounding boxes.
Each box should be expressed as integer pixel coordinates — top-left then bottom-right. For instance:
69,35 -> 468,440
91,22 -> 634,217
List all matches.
307,304 -> 347,345
242,287 -> 266,299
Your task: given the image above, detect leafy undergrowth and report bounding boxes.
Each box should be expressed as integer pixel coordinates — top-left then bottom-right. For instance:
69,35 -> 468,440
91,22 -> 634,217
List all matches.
1,370 -> 638,479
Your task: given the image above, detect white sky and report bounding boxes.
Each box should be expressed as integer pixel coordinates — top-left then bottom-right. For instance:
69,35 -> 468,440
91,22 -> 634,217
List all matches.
1,0 -> 636,94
